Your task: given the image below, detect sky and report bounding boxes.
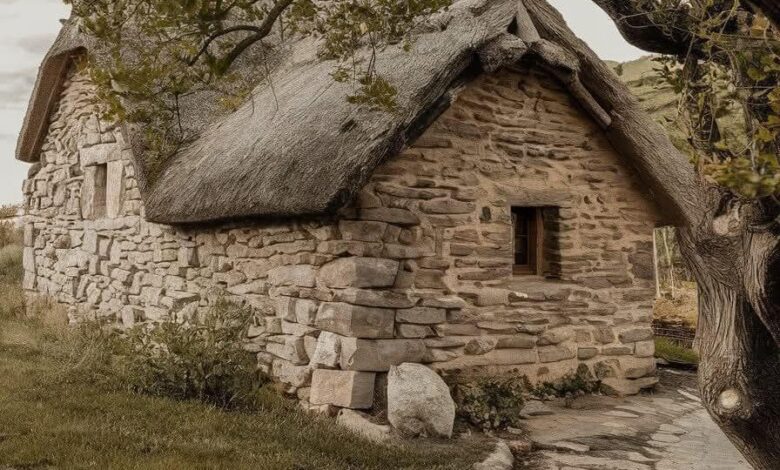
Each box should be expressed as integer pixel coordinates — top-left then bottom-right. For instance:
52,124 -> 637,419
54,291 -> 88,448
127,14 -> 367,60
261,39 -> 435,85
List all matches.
0,0 -> 647,205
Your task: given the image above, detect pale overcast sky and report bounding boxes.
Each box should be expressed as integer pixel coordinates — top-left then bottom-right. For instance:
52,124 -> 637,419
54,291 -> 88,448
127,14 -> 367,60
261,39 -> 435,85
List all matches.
0,0 -> 646,205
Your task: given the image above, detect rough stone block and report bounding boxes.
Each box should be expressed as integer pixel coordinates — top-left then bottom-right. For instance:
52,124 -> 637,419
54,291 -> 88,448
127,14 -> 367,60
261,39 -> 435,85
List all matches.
464,337 -> 499,355
578,347 -> 599,360
338,220 -> 387,242
266,336 -> 308,365
294,298 -> 319,325
539,327 -> 575,346
311,332 -> 342,368
315,302 -> 394,338
618,328 -> 654,343
357,208 -> 420,226
310,370 -> 375,409
538,345 -> 576,363
317,257 -> 399,288
22,247 -> 36,273
178,246 -> 199,267
79,143 -> 117,166
267,265 -> 317,287
496,334 -> 537,349
281,321 -> 316,337
593,327 -> 616,344
333,288 -> 416,309
396,324 -> 434,339
634,340 -> 655,358
272,360 -> 312,388
419,199 -> 475,215
396,307 -> 446,325
431,349 -> 538,370
340,338 -> 427,371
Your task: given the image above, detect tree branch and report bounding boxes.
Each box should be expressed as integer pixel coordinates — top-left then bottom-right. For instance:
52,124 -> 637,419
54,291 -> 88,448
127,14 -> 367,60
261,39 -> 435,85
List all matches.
216,0 -> 295,73
590,0 -> 693,55
188,25 -> 263,66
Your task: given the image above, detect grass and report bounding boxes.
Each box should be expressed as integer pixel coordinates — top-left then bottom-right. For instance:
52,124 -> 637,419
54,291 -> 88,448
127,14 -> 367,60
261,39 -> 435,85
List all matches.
0,242 -> 489,469
655,337 -> 699,365
653,282 -> 699,328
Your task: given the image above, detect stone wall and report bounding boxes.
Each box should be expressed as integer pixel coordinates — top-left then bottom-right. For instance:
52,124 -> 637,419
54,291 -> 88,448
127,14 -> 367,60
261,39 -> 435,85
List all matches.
22,60 -> 660,411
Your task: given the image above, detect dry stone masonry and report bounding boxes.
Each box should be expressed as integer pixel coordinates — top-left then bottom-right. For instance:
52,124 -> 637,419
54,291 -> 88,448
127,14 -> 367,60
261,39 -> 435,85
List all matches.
22,60 -> 660,416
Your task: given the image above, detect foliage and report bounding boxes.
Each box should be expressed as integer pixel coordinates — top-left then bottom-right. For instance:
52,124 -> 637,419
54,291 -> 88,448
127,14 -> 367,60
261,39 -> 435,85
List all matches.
0,204 -> 19,219
66,0 -> 452,180
115,299 -> 263,408
531,364 -> 600,399
452,376 -> 527,431
647,0 -> 780,198
0,223 -> 24,321
0,221 -> 22,249
655,337 -> 700,364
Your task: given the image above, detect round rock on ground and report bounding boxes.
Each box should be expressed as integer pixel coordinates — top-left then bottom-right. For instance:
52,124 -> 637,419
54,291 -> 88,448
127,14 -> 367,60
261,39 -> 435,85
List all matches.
387,362 -> 455,438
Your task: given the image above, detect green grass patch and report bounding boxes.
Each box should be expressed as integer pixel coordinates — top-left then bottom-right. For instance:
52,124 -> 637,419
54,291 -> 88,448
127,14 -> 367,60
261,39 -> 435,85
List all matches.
655,337 -> 699,364
0,318 -> 489,469
0,238 -> 488,469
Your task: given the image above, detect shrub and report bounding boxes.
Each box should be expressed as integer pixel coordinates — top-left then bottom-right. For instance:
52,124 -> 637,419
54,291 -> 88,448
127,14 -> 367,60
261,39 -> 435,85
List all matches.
0,204 -> 19,219
0,244 -> 24,320
0,221 -> 21,248
532,364 -> 600,399
117,299 -> 264,408
453,376 -> 527,431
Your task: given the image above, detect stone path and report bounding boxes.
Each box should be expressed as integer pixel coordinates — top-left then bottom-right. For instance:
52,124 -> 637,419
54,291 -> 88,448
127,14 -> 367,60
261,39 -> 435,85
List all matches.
522,369 -> 751,470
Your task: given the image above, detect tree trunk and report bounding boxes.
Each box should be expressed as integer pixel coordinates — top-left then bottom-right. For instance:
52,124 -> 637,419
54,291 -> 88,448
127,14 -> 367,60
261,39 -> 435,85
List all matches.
653,229 -> 661,299
523,1 -> 780,467
678,227 -> 780,469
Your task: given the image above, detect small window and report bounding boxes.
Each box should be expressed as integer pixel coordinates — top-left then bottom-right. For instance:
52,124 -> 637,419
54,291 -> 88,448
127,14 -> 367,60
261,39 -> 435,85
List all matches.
512,207 -> 543,275
93,163 -> 107,219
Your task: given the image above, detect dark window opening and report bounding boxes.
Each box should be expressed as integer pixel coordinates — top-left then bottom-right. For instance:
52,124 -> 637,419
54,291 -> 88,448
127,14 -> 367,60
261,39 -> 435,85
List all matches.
512,207 -> 543,276
93,163 -> 107,219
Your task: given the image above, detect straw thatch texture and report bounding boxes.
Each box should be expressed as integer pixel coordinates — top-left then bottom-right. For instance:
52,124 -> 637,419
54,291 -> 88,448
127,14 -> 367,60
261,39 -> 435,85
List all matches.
17,0 -> 615,224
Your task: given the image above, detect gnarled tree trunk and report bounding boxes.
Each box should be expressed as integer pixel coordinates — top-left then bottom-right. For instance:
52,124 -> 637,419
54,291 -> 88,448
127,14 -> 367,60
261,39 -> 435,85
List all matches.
523,1 -> 780,467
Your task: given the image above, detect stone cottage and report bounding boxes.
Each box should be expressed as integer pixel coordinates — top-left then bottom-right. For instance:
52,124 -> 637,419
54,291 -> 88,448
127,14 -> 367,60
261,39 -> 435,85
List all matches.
17,0 -> 661,412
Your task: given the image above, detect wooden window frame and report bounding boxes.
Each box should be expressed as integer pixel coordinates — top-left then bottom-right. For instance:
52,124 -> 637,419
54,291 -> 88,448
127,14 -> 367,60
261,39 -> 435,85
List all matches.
93,163 -> 108,219
511,206 -> 544,276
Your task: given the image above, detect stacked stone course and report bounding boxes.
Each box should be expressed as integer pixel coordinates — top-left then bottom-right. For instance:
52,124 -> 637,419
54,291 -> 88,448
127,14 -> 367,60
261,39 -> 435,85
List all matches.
22,60 -> 660,411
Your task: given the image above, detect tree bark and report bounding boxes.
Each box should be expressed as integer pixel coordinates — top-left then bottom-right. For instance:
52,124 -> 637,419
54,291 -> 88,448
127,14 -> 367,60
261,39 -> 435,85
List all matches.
590,0 -> 692,55
524,1 -> 780,467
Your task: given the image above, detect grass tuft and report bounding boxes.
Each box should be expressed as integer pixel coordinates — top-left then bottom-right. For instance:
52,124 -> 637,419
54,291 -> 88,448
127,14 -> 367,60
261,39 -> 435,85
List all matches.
655,337 -> 699,364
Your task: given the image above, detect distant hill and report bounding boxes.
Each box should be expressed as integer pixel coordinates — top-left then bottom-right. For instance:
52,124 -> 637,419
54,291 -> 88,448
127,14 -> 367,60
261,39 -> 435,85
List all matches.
606,56 -> 686,149
608,55 -> 745,154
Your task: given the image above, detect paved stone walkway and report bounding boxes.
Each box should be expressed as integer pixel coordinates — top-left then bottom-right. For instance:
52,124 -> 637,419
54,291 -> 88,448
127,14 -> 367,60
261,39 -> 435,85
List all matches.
522,370 -> 751,470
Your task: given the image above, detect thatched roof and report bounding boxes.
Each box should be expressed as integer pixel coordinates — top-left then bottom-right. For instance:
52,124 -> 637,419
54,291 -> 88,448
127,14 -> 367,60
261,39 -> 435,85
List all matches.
18,0 -> 621,224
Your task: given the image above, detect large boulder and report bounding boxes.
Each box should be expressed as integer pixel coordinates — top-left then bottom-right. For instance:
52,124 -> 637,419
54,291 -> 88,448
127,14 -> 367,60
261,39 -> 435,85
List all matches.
387,363 -> 455,438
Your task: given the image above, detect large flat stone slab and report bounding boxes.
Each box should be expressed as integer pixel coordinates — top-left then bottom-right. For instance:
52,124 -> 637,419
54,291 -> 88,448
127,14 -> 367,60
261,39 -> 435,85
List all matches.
310,370 -> 375,409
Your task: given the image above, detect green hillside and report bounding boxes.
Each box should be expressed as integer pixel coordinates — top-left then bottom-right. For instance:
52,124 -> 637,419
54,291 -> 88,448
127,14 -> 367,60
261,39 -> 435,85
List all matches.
609,56 -> 746,155
607,56 -> 687,149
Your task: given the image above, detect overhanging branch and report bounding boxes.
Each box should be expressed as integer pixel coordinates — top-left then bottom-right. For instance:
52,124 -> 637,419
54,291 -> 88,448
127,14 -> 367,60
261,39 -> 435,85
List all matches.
590,0 -> 692,55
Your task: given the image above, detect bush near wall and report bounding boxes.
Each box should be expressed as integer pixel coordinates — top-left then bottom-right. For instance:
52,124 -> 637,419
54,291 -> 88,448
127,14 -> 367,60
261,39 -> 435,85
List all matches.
452,376 -> 528,431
